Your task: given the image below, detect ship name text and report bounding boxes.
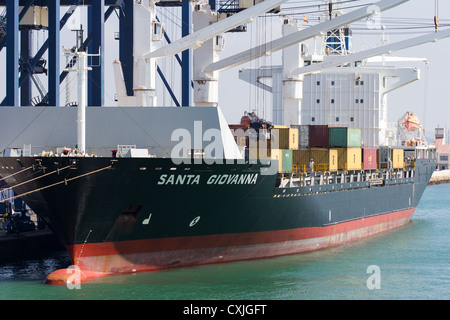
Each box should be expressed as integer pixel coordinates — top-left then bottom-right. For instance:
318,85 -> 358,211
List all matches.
157,173 -> 259,185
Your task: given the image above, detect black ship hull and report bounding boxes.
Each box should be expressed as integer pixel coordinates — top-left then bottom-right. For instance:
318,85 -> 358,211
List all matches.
0,155 -> 436,283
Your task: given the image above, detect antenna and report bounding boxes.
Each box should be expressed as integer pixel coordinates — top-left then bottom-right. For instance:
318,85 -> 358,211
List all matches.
434,0 -> 439,32
329,1 -> 333,20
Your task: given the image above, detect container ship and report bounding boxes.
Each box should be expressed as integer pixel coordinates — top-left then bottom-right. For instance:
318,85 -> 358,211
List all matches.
0,0 -> 443,284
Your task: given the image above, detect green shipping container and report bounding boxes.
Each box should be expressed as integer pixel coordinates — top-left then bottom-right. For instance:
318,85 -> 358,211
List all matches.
271,149 -> 293,173
329,127 -> 362,148
281,149 -> 293,173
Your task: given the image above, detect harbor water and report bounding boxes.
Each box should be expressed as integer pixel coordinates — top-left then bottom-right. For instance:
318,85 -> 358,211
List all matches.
1,183 -> 449,300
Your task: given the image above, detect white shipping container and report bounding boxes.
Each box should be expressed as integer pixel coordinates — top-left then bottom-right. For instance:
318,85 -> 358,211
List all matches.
291,125 -> 309,149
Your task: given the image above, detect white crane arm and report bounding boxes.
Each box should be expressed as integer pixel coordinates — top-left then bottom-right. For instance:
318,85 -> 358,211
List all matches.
204,0 -> 409,74
293,28 -> 450,75
144,0 -> 290,59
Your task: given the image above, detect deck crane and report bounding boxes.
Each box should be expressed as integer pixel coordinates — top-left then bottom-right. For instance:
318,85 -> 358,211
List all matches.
118,0 -> 408,109
144,0 -> 291,60
203,0 -> 409,74
293,28 -> 450,76
172,0 -> 408,108
115,0 -> 290,107
196,0 -> 408,122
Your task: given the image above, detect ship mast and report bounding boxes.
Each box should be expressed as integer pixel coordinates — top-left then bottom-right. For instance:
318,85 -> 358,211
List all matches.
64,27 -> 100,155
322,0 -> 351,56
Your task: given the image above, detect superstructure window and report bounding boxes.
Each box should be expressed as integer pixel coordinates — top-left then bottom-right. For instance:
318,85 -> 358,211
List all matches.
317,81 -> 320,85
331,99 -> 335,103
336,117 -> 340,122
316,99 -> 320,103
311,117 -> 315,122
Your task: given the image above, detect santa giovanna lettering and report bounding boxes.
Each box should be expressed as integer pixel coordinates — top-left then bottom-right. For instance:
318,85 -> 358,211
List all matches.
158,173 -> 258,185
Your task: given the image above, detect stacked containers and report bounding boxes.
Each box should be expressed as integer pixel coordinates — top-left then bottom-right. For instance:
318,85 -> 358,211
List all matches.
270,126 -> 298,173
271,126 -> 299,150
328,127 -> 362,148
329,127 -> 362,171
268,125 -> 372,173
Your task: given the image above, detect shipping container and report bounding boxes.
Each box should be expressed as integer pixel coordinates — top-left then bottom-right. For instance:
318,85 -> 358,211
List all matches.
329,127 -> 362,148
347,128 -> 362,147
292,148 -> 338,172
362,148 -> 377,170
377,147 -> 390,169
391,149 -> 405,169
329,149 -> 338,172
271,127 -> 299,150
292,149 -> 309,169
336,148 -> 362,171
247,140 -> 272,160
291,125 -> 309,149
329,127 -> 346,147
309,125 -> 329,148
271,149 -> 293,173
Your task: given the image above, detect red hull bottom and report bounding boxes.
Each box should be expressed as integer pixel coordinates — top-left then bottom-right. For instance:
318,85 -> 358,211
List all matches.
45,208 -> 415,285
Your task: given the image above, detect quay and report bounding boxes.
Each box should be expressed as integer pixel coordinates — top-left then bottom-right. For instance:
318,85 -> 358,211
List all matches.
0,215 -> 64,262
429,170 -> 450,185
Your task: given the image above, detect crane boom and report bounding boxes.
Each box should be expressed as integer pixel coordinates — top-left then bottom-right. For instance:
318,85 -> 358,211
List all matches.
204,0 -> 409,74
144,0 -> 290,59
293,28 -> 450,75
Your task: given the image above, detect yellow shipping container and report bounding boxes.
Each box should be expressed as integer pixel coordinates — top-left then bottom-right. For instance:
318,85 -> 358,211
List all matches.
290,128 -> 299,150
292,148 -> 338,172
271,127 -> 299,150
336,148 -> 362,171
292,149 -> 307,167
391,149 -> 404,169
329,149 -> 338,172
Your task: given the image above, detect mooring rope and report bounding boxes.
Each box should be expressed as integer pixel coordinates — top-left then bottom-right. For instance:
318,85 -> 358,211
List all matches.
0,165 -> 112,203
1,165 -> 72,193
0,165 -> 34,182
